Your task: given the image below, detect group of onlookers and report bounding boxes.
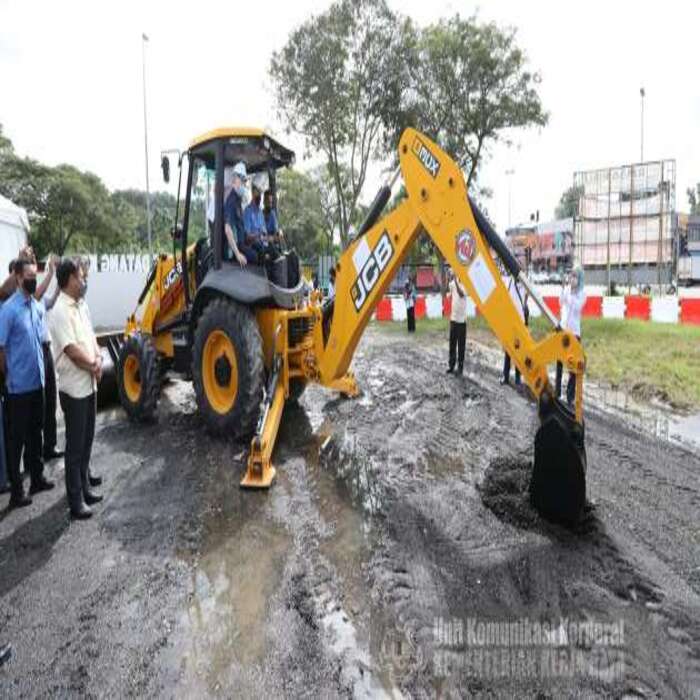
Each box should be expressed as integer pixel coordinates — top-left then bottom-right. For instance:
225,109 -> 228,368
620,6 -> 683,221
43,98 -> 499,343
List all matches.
0,248 -> 102,521
403,265 -> 586,405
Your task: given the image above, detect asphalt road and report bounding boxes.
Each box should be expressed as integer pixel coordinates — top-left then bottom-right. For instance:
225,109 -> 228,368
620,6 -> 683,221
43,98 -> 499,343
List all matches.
1,327 -> 699,698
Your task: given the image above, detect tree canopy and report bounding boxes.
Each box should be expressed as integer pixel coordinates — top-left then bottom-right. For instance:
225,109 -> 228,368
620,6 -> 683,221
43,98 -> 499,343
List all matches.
271,6 -> 547,247
555,184 -> 584,219
270,0 -> 413,247
688,184 -> 700,215
0,122 -> 175,259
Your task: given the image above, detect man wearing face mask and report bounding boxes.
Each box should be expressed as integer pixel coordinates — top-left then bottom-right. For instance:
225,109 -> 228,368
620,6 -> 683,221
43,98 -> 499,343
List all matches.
223,163 -> 253,266
0,258 -> 55,508
50,259 -> 103,520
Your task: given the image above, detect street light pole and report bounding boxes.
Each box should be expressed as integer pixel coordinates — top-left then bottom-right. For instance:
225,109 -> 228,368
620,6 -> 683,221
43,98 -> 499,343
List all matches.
142,33 -> 152,261
505,169 -> 515,229
640,86 -> 645,163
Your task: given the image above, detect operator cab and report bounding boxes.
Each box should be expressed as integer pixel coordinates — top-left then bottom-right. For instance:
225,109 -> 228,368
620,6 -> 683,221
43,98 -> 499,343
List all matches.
161,128 -> 303,311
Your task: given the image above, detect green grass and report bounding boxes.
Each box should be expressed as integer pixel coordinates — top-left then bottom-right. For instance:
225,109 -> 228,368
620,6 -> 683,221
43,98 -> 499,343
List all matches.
375,316 -> 700,410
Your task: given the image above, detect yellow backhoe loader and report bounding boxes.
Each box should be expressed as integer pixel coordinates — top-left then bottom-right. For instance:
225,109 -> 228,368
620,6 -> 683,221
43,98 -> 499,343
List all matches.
116,127 -> 587,524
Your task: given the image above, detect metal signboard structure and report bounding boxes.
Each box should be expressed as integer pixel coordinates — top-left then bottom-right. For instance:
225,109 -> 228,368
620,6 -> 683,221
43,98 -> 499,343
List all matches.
573,159 -> 676,290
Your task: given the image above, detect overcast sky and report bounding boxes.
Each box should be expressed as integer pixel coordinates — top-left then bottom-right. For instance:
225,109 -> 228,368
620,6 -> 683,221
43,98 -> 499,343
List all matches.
1,0 -> 698,232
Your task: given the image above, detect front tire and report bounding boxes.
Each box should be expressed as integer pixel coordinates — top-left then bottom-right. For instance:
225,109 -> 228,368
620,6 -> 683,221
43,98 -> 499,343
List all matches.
117,333 -> 160,421
192,298 -> 264,438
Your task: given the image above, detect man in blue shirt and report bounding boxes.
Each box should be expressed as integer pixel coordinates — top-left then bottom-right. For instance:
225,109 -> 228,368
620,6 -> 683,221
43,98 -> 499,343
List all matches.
263,190 -> 281,239
245,177 -> 281,260
0,259 -> 55,508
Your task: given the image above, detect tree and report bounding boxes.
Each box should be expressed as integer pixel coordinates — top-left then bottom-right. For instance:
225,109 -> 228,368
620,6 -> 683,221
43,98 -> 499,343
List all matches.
688,184 -> 700,215
276,169 -> 327,260
555,184 -> 584,219
0,123 -> 14,162
270,0 -> 413,247
397,16 -> 547,190
111,189 -> 177,253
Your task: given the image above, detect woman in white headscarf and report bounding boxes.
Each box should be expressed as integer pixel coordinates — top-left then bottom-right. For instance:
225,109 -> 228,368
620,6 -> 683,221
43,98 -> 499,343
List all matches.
556,266 -> 586,405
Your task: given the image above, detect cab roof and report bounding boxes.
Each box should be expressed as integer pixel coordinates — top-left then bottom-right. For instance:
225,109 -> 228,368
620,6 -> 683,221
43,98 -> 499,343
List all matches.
189,127 -> 295,174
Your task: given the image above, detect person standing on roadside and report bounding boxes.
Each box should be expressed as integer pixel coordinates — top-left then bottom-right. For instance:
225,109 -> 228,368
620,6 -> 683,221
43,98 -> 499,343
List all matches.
556,267 -> 586,406
0,258 -> 55,508
40,254 -> 63,462
404,276 -> 417,333
501,276 -> 529,387
50,259 -> 103,520
446,269 -> 468,376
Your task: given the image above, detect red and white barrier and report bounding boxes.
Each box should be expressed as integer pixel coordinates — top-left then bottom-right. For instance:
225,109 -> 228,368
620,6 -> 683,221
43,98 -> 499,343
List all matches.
374,291 -> 700,327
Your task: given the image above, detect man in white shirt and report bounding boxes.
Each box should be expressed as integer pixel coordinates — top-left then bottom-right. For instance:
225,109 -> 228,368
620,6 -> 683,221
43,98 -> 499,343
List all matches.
556,267 -> 586,405
446,269 -> 468,376
49,259 -> 103,520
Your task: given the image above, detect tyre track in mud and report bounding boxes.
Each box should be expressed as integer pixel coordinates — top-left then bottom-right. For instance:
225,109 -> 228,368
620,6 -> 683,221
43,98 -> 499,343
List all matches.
313,328 -> 700,698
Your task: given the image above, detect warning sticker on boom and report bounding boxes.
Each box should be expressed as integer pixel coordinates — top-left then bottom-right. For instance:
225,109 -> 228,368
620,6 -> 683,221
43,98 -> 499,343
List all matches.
468,253 -> 496,304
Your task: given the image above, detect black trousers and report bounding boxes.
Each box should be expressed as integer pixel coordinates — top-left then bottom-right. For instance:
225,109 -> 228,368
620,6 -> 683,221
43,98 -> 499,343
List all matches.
503,353 -> 521,384
556,334 -> 581,405
7,389 -> 45,497
406,306 -> 416,332
59,391 -> 96,511
448,321 -> 466,371
43,343 -> 58,454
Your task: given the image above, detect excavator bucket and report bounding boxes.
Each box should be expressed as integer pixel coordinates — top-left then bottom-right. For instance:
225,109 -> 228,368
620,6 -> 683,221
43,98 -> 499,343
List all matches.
530,394 -> 587,525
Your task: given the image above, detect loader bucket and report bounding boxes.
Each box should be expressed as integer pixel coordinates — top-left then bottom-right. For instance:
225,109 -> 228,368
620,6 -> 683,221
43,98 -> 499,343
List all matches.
530,394 -> 587,526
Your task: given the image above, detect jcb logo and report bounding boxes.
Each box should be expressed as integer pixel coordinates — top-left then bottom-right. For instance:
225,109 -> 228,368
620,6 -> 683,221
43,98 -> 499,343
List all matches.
164,262 -> 182,291
412,137 -> 440,178
351,232 -> 394,311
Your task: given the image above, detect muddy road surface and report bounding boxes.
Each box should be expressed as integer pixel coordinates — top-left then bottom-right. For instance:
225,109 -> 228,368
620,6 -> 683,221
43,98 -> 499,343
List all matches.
1,327 -> 699,698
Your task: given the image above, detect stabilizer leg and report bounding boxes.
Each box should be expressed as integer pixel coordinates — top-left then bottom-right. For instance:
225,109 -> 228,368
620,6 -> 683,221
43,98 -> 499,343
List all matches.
241,366 -> 285,489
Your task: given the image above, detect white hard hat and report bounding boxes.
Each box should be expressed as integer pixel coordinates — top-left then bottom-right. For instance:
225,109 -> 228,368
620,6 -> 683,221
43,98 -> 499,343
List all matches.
233,162 -> 248,180
252,173 -> 267,192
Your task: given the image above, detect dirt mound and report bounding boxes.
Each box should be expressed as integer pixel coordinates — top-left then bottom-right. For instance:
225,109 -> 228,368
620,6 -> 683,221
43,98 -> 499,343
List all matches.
478,456 -> 543,531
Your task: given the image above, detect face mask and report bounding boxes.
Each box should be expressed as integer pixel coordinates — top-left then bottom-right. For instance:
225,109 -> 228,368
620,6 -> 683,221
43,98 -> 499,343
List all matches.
22,278 -> 37,295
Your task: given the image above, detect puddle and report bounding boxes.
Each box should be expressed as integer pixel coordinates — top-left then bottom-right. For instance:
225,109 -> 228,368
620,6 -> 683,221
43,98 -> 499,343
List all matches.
586,384 -> 700,453
176,493 -> 291,687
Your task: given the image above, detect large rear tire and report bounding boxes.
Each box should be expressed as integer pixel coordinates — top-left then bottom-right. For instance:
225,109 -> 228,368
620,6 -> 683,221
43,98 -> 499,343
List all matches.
192,298 -> 264,438
117,333 -> 160,421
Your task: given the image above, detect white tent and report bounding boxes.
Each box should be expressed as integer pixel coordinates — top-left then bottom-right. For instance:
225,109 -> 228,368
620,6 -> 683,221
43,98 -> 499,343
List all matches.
0,193 -> 29,274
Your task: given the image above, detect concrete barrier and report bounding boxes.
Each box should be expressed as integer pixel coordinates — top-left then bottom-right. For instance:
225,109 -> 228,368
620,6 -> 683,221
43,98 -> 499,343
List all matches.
425,293 -> 443,319
680,298 -> 700,325
625,295 -> 651,321
650,296 -> 680,324
602,296 -> 625,319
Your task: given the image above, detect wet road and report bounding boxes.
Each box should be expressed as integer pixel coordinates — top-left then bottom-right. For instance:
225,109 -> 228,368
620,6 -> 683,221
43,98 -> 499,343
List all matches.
1,327 -> 699,697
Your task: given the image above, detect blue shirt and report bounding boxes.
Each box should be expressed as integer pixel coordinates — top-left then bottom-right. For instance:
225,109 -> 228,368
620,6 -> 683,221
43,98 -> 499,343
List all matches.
264,208 -> 279,235
244,201 -> 266,239
224,189 -> 246,249
0,290 -> 46,394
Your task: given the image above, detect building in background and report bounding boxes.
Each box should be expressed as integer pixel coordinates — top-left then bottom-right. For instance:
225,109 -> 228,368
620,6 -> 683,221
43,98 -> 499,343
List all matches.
532,218 -> 573,276
573,160 -> 677,290
505,218 -> 573,280
678,214 -> 700,285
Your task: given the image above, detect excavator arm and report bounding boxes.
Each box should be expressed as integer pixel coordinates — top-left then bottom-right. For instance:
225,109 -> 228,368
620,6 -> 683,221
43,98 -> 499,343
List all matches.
247,128 -> 587,524
315,128 -> 587,524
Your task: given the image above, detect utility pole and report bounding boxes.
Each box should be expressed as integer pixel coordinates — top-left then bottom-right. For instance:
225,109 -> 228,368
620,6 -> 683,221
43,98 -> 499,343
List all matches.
142,33 -> 152,261
505,169 -> 515,229
640,86 -> 645,163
